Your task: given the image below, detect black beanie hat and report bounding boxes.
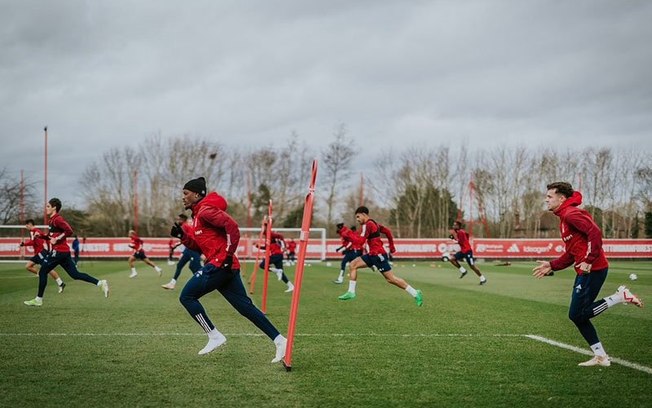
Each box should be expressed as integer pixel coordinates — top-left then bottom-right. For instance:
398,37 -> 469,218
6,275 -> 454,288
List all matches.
183,177 -> 207,196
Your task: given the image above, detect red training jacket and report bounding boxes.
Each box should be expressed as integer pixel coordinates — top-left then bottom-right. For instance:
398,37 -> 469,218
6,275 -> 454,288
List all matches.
48,213 -> 73,253
23,227 -> 49,253
452,229 -> 472,253
549,191 -> 608,274
344,219 -> 386,256
182,192 -> 240,269
129,235 -> 144,252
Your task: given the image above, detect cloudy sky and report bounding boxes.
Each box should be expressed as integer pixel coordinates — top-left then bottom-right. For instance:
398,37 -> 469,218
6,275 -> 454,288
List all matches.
1,0 -> 651,206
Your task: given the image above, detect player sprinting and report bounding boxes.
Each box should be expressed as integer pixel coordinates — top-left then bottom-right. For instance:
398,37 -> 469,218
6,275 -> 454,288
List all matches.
173,176 -> 287,362
333,223 -> 363,284
24,198 -> 109,306
285,238 -> 297,266
338,206 -> 423,306
257,226 -> 294,293
128,229 -> 163,278
532,182 -> 643,367
445,221 -> 487,285
162,214 -> 202,290
20,219 -> 66,293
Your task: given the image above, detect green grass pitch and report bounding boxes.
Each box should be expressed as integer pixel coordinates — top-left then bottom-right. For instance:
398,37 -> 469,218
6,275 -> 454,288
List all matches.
1,259 -> 650,407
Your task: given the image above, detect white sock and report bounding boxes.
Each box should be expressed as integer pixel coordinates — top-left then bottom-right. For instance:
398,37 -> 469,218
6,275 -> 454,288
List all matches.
459,266 -> 467,273
604,291 -> 623,307
155,266 -> 162,272
274,334 -> 286,345
170,279 -> 177,285
480,275 -> 486,282
55,278 -> 63,285
208,327 -> 223,340
348,280 -> 357,293
36,296 -> 43,302
287,281 -> 294,288
590,342 -> 608,357
131,267 -> 137,274
338,270 -> 344,279
405,285 -> 418,297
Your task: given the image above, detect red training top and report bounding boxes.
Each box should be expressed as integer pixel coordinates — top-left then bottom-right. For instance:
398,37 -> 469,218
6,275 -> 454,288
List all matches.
48,213 -> 74,253
549,191 -> 608,274
452,228 -> 472,253
23,227 -> 49,253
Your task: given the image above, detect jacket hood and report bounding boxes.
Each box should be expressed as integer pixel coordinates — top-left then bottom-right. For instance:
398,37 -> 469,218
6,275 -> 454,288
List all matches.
554,191 -> 582,215
194,191 -> 228,212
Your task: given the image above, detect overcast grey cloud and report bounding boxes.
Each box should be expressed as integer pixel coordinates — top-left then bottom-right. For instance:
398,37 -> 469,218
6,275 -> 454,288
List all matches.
1,0 -> 651,206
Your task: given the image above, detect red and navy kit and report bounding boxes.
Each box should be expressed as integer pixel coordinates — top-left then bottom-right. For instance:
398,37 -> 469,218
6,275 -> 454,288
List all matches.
181,192 -> 240,270
24,227 -> 49,254
451,228 -> 476,264
129,234 -> 148,260
286,240 -> 297,254
549,192 -> 608,274
258,231 -> 286,270
23,227 -> 50,264
343,219 -> 392,272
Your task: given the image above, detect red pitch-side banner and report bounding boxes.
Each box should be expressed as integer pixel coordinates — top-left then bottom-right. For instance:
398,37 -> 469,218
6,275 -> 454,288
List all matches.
2,238 -> 651,259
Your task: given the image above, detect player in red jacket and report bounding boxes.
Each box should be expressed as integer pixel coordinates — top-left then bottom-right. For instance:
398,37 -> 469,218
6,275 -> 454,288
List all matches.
20,219 -> 66,292
24,198 -> 109,306
533,182 -> 643,367
444,221 -> 487,285
257,227 -> 294,292
127,230 -> 163,278
285,238 -> 297,265
172,177 -> 287,362
338,206 -> 422,306
333,224 -> 364,284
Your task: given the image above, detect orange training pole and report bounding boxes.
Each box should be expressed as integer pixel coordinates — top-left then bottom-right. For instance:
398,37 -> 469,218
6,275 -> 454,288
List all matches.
283,159 -> 317,371
261,200 -> 273,313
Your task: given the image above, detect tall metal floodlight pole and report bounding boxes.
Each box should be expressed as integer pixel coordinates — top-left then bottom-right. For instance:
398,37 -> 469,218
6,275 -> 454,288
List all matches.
43,126 -> 48,224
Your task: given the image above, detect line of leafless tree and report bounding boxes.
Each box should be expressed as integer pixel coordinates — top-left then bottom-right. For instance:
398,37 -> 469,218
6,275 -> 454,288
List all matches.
2,129 -> 651,239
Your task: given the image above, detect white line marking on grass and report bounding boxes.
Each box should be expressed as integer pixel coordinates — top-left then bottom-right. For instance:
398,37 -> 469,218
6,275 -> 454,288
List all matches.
2,332 -> 649,374
525,334 -> 652,375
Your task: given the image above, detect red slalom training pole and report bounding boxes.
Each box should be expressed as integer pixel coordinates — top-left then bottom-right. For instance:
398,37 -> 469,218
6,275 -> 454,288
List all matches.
248,216 -> 267,294
283,159 -> 318,372
261,200 -> 273,314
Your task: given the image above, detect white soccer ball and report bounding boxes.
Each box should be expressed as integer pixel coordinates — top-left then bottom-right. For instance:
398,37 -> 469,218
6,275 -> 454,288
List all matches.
326,262 -> 332,267
441,252 -> 450,262
629,273 -> 638,281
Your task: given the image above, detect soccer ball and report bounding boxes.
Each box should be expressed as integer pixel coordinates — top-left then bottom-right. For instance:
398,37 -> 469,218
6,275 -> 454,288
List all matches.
441,252 -> 450,262
629,273 -> 638,281
326,262 -> 332,267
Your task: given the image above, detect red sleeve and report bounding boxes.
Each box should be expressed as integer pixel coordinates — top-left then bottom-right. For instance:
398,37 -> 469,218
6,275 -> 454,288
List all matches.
565,211 -> 604,264
549,251 -> 575,271
379,225 -> 396,252
343,228 -> 366,246
200,207 -> 240,255
180,233 -> 202,253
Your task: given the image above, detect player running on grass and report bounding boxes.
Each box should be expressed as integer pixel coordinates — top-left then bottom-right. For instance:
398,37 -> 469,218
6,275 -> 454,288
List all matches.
24,198 -> 109,306
256,225 -> 294,293
338,206 -> 423,306
173,177 -> 287,362
444,221 -> 487,285
333,224 -> 363,284
127,229 -> 163,278
20,219 -> 66,293
532,182 -> 643,367
162,214 -> 202,290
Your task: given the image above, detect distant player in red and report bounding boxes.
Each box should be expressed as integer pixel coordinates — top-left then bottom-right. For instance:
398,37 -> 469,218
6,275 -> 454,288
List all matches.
20,219 -> 66,293
257,226 -> 294,293
338,206 -> 422,306
444,221 -> 487,285
333,224 -> 363,284
167,238 -> 181,265
533,182 -> 643,367
285,238 -> 297,265
24,198 -> 109,306
128,230 -> 163,278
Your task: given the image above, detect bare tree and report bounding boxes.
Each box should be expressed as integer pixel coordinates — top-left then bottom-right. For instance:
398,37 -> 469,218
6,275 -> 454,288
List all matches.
320,124 -> 355,227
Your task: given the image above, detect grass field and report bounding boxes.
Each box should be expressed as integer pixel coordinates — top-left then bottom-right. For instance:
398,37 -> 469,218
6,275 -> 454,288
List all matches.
1,259 -> 650,407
